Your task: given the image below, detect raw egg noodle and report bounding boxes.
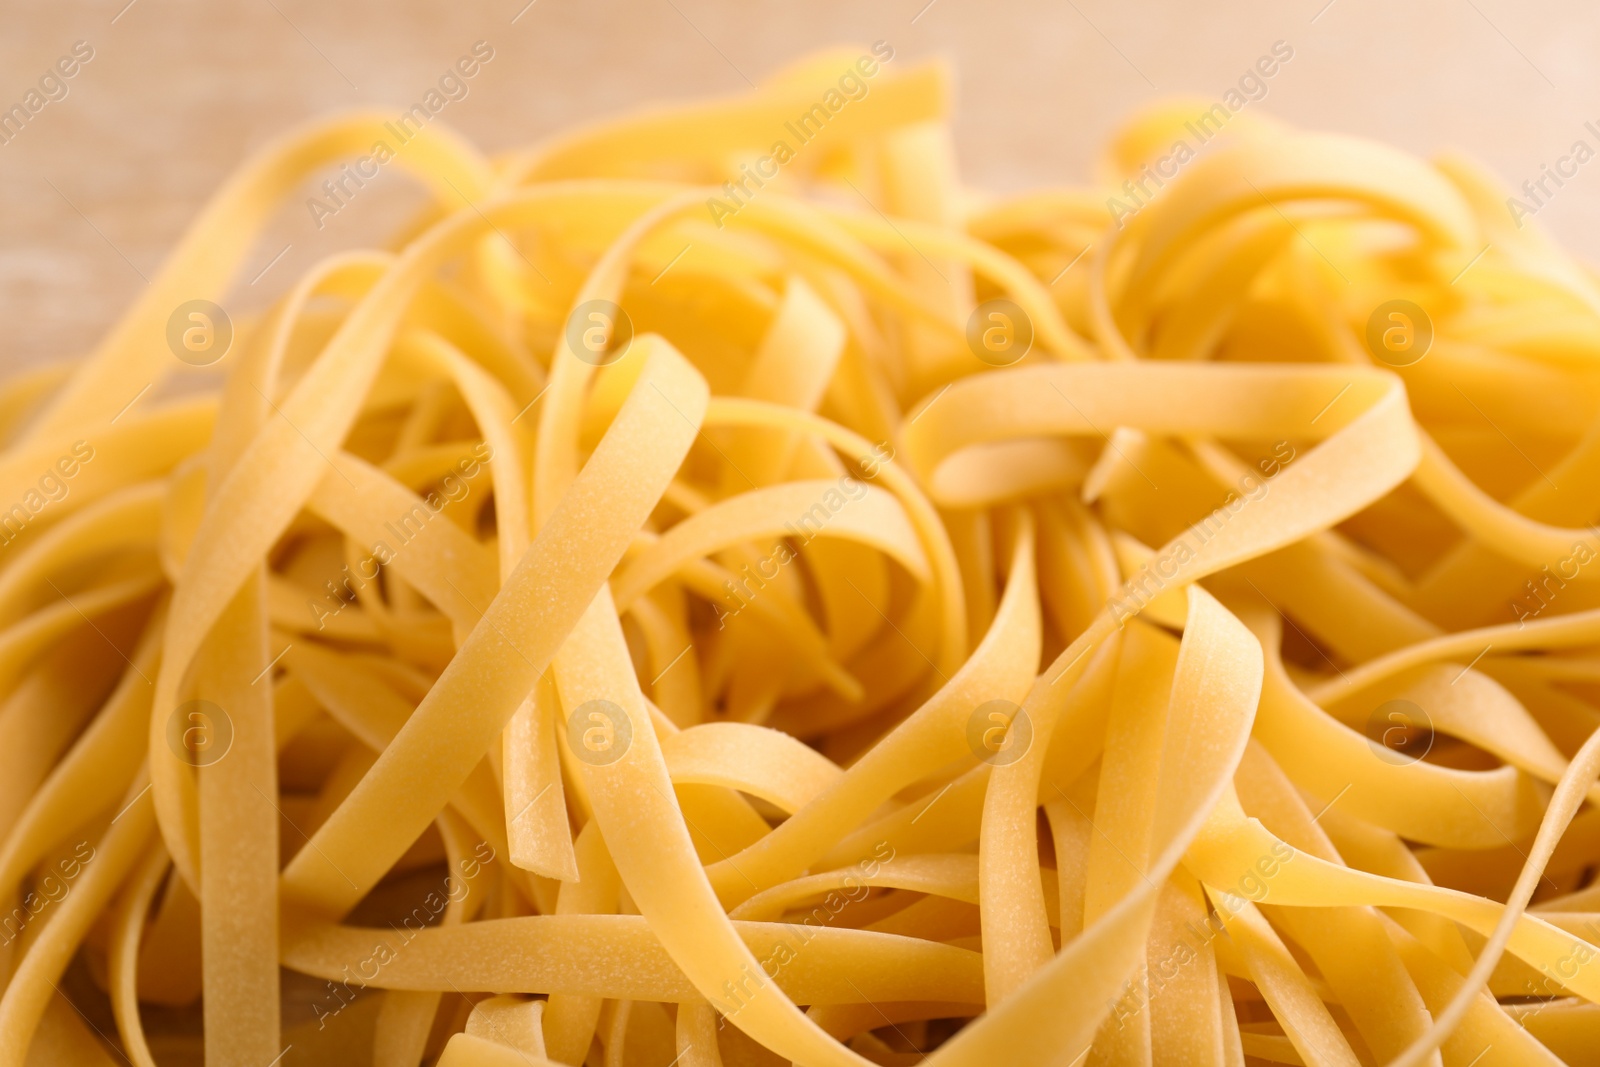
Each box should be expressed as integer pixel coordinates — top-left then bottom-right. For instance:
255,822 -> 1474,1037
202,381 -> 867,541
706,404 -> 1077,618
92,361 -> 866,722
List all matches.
5,44 -> 1600,1067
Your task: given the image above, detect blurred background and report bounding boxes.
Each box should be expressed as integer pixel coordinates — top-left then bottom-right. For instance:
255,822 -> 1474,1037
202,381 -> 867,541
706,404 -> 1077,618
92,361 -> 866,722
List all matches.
3,0 -> 1598,370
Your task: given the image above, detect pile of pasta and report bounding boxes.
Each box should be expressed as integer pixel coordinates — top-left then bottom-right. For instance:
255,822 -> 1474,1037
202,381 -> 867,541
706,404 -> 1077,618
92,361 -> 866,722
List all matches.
8,44 -> 1600,1067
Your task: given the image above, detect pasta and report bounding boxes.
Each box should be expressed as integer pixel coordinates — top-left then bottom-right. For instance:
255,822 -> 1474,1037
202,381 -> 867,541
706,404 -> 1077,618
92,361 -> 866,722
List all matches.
7,39 -> 1600,1067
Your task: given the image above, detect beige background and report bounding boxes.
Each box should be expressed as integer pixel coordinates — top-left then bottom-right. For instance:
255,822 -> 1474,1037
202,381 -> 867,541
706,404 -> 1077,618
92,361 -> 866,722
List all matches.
3,0 -> 1598,371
